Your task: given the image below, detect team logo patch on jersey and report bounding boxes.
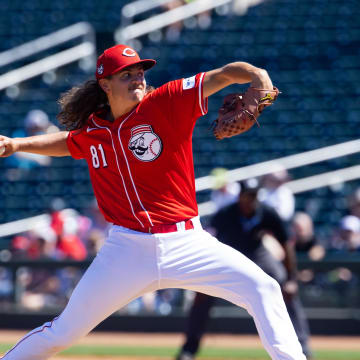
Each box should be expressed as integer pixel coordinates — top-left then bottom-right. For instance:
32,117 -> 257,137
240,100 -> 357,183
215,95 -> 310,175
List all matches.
128,125 -> 162,162
183,75 -> 196,90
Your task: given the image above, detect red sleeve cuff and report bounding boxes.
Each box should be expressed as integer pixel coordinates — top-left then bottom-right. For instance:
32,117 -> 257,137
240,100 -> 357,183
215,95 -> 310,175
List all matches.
66,130 -> 84,159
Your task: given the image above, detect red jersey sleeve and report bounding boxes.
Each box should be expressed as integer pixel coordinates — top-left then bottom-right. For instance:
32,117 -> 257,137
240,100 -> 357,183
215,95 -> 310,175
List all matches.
66,129 -> 85,159
147,72 -> 208,129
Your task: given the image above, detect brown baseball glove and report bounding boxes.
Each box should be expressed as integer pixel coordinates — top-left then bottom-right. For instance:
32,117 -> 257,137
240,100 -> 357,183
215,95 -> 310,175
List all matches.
212,87 -> 280,140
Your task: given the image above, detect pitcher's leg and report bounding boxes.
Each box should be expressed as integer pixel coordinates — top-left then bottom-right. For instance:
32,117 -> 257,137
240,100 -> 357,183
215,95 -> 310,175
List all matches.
251,248 -> 311,356
209,246 -> 305,359
164,232 -> 306,360
2,234 -> 158,360
233,270 -> 305,360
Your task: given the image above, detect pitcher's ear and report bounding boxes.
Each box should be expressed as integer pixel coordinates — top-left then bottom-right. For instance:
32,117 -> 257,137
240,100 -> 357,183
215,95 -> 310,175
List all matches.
99,78 -> 110,94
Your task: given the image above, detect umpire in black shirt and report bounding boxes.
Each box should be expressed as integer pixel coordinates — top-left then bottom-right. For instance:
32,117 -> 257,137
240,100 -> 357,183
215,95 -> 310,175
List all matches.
177,180 -> 311,360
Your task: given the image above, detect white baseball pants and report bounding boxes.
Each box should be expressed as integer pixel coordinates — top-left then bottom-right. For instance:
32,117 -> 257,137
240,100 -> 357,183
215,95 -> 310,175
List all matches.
2,218 -> 306,360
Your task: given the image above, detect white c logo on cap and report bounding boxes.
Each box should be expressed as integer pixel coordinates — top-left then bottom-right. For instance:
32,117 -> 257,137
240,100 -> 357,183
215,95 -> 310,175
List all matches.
122,48 -> 136,57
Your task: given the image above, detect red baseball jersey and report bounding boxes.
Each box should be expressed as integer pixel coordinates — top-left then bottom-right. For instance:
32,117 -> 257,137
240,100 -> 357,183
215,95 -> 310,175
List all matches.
67,72 -> 208,231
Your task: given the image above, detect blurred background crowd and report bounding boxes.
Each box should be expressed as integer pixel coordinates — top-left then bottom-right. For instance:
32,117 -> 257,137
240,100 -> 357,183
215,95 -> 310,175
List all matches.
0,0 -> 359,337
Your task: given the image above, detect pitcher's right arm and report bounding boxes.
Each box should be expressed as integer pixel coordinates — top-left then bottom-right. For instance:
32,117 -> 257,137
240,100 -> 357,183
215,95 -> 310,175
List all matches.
0,131 -> 70,157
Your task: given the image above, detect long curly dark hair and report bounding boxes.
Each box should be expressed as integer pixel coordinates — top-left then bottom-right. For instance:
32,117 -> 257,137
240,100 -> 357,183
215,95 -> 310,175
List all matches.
57,80 -> 109,131
57,80 -> 155,131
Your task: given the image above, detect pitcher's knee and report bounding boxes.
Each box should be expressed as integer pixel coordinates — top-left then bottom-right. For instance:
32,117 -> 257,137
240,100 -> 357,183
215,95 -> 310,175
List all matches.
27,331 -> 78,354
49,330 -> 80,352
1,324 -> 79,359
256,273 -> 282,298
35,321 -> 81,354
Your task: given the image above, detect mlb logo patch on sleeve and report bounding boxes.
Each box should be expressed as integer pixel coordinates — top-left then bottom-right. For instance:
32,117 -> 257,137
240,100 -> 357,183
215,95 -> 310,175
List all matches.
183,75 -> 196,90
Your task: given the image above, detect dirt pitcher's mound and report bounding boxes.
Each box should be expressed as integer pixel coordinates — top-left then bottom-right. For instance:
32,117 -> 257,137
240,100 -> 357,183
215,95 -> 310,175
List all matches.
1,330 -> 360,352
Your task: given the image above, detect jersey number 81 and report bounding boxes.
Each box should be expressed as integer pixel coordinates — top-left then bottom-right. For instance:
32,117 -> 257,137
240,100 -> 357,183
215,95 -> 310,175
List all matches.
90,144 -> 108,169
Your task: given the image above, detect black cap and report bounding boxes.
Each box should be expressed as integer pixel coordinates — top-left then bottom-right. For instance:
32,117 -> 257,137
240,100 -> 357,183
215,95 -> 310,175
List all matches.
239,178 -> 260,194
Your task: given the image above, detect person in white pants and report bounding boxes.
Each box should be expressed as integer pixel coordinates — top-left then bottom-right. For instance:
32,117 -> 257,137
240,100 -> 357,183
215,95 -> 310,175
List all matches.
0,44 -> 307,360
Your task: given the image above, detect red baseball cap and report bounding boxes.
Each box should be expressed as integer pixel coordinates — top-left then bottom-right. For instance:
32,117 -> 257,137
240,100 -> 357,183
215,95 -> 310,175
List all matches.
95,44 -> 156,80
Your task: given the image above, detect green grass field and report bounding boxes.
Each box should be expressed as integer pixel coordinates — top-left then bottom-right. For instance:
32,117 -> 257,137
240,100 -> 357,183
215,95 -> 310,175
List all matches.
1,343 -> 360,359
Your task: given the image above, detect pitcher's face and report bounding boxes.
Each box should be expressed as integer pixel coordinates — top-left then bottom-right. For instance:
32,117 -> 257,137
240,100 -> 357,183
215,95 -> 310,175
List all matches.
101,65 -> 146,107
238,192 -> 258,217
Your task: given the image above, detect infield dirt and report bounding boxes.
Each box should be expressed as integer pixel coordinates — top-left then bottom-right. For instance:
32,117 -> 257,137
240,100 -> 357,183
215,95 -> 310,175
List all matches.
1,330 -> 359,359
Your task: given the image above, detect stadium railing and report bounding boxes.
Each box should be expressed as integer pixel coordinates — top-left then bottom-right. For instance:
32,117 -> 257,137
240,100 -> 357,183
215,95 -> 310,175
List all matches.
116,0 -> 235,44
0,22 -> 96,91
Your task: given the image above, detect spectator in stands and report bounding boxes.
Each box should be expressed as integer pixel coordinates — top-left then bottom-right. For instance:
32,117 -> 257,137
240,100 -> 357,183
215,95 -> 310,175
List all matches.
258,163 -> 295,222
50,209 -> 88,261
0,266 -> 13,305
49,208 -> 92,305
7,210 -> 89,310
9,235 -> 31,260
161,0 -> 212,42
292,212 -> 325,261
209,167 -> 240,211
13,228 -> 66,310
330,215 -> 360,252
176,179 -> 312,360
6,110 -> 58,172
291,212 -> 325,286
83,199 -> 110,257
327,215 -> 360,307
347,188 -> 360,219
8,207 -> 91,262
161,0 -> 185,41
10,227 -> 58,261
